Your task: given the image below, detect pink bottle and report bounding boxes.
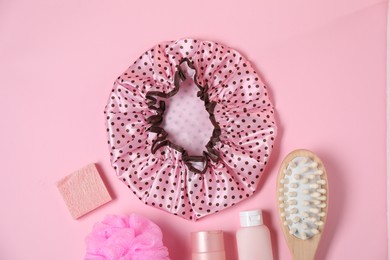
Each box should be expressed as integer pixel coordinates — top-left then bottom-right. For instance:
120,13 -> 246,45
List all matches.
236,210 -> 273,260
191,230 -> 226,260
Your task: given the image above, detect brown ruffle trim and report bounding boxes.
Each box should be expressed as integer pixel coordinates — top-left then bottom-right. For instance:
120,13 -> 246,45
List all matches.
145,58 -> 221,174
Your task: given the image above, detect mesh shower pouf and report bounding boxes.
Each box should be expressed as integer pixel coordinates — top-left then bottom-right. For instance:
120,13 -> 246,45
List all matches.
104,38 -> 277,221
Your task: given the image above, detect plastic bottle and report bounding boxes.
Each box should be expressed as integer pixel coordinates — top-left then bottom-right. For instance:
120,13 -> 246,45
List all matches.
191,230 -> 226,260
236,209 -> 273,260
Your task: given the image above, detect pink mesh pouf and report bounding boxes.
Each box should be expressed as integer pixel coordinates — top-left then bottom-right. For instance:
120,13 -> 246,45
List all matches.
104,39 -> 277,221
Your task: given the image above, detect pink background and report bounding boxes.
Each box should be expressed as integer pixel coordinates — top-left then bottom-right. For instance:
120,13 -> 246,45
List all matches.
0,0 -> 387,259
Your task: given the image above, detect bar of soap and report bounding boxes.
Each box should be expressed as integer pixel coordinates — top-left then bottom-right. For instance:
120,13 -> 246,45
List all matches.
57,164 -> 112,219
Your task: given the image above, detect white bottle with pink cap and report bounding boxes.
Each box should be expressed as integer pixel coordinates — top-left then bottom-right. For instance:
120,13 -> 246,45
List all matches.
236,209 -> 274,260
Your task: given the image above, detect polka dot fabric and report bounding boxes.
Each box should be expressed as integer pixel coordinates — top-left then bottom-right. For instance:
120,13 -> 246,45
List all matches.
104,39 -> 277,221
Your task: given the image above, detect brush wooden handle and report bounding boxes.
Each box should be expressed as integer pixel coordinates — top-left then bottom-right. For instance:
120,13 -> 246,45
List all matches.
277,149 -> 328,260
289,234 -> 320,260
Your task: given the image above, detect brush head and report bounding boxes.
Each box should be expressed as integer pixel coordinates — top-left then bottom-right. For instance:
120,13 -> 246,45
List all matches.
277,149 -> 328,241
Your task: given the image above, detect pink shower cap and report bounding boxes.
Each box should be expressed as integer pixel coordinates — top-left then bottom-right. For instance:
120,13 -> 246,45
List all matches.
104,39 -> 277,221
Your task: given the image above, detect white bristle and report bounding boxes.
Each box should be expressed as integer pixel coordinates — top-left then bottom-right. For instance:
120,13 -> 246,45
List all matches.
289,227 -> 297,235
289,162 -> 297,168
308,174 -> 316,180
303,189 -> 309,194
315,170 -> 324,175
316,221 -> 324,226
302,212 -> 309,218
319,203 -> 327,208
309,217 -> 317,222
290,208 -> 298,214
280,187 -> 289,192
288,200 -> 297,205
288,191 -> 297,197
293,174 -> 301,180
317,179 -> 326,185
310,162 -> 318,168
278,195 -> 287,201
279,203 -> 285,208
311,228 -> 319,235
312,200 -> 321,205
318,196 -> 327,201
311,192 -> 321,198
290,183 -> 298,188
318,212 -> 326,217
301,157 -> 310,163
303,200 -> 310,206
301,223 -> 309,230
292,216 -> 300,223
301,232 -> 308,240
280,178 -> 289,184
318,188 -> 327,194
309,208 -> 320,214
310,183 -> 320,189
302,178 -> 309,184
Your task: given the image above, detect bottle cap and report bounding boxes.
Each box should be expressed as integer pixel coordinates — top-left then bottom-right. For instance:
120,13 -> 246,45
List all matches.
191,230 -> 225,253
239,209 -> 263,227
